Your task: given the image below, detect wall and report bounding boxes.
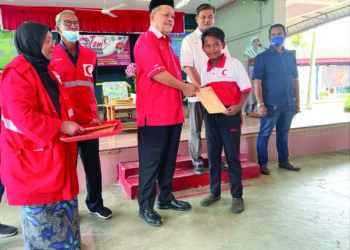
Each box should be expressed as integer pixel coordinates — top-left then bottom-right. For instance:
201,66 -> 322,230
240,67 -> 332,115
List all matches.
215,0 -> 286,63
185,14 -> 197,30
75,123 -> 350,188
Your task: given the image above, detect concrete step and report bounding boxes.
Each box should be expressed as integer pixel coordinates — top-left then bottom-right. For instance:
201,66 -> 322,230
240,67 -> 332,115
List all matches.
118,152 -> 248,179
118,153 -> 259,199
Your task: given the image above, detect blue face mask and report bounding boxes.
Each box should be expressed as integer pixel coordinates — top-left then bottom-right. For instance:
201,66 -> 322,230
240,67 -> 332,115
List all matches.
270,36 -> 285,47
62,30 -> 80,42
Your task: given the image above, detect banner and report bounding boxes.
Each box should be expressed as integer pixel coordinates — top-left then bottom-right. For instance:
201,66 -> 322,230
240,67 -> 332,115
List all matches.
0,31 -> 17,69
79,35 -> 131,66
169,29 -> 194,61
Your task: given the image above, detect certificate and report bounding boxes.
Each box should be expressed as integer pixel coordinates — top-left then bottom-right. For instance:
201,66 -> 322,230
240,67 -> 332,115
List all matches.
196,87 -> 226,114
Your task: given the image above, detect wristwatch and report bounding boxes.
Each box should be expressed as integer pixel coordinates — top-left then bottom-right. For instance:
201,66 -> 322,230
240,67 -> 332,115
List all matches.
257,103 -> 265,108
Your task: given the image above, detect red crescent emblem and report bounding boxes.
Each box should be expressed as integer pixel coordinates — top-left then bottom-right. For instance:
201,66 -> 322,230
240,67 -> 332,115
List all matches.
86,65 -> 93,75
222,69 -> 227,76
83,64 -> 93,77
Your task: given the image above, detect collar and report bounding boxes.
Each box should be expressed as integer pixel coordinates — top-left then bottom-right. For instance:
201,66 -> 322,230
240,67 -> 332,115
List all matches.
59,40 -> 79,55
149,26 -> 167,39
207,54 -> 226,72
194,27 -> 203,37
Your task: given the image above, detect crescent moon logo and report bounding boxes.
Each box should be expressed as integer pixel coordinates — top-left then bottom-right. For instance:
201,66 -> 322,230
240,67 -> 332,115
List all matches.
83,64 -> 93,77
222,69 -> 227,76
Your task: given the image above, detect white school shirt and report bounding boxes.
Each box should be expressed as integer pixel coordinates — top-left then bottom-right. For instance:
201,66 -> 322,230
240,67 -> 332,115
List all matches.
201,55 -> 252,105
180,27 -> 231,102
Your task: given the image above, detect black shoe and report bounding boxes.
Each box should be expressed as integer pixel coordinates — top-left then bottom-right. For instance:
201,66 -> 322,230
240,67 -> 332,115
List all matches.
194,166 -> 205,175
221,162 -> 229,171
139,208 -> 163,227
278,161 -> 300,171
88,206 -> 112,219
0,223 -> 18,237
157,198 -> 192,211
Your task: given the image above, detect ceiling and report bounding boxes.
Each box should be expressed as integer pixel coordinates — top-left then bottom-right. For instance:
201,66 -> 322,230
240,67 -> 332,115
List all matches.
0,0 -> 349,34
0,0 -> 225,12
286,0 -> 350,35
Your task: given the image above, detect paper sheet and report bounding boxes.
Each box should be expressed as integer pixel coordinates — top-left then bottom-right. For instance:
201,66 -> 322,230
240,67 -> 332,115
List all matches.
196,87 -> 226,114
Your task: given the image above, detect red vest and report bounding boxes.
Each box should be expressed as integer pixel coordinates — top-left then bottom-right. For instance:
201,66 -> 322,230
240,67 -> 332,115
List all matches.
51,44 -> 98,122
0,55 -> 79,205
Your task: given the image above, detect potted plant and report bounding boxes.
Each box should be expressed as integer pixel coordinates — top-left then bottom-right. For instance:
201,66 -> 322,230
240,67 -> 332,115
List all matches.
125,63 -> 136,103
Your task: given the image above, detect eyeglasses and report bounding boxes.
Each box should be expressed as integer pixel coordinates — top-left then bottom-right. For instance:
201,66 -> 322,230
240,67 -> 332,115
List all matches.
62,20 -> 80,27
44,39 -> 55,46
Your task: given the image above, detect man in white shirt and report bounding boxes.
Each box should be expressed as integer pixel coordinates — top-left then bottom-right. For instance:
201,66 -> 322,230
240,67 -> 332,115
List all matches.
180,3 -> 231,175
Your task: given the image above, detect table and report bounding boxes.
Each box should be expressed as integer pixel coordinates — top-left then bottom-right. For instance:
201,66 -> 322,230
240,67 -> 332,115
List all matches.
102,103 -> 136,121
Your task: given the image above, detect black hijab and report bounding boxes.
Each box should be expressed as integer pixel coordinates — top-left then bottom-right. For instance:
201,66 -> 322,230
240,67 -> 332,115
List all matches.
15,22 -> 61,116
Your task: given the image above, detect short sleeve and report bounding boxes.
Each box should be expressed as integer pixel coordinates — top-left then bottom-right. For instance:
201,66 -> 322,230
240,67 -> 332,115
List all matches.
134,33 -> 166,79
232,59 -> 251,93
252,54 -> 264,80
200,63 -> 206,82
180,36 -> 194,67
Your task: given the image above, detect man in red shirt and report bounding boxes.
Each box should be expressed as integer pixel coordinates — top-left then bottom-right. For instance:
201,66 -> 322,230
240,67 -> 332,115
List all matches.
51,10 -> 112,219
134,0 -> 198,227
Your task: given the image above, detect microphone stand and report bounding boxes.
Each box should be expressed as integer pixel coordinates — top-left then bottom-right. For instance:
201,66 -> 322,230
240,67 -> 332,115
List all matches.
258,43 -> 268,50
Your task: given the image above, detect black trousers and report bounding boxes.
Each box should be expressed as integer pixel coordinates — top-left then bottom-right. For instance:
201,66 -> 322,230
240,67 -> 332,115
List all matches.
0,175 -> 4,201
137,124 -> 182,210
204,111 -> 243,198
77,138 -> 103,211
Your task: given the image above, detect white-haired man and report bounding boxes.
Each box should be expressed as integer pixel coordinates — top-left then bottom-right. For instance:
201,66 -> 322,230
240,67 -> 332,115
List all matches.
50,10 -> 112,219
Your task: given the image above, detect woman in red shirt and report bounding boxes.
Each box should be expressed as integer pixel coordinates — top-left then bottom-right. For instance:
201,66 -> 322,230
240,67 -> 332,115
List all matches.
0,22 -> 85,249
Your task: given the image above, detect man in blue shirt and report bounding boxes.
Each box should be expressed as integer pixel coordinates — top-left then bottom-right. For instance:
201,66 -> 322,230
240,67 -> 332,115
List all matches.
252,23 -> 301,175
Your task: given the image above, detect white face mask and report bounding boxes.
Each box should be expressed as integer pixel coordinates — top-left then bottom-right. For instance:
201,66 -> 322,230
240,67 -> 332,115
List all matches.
63,30 -> 80,42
